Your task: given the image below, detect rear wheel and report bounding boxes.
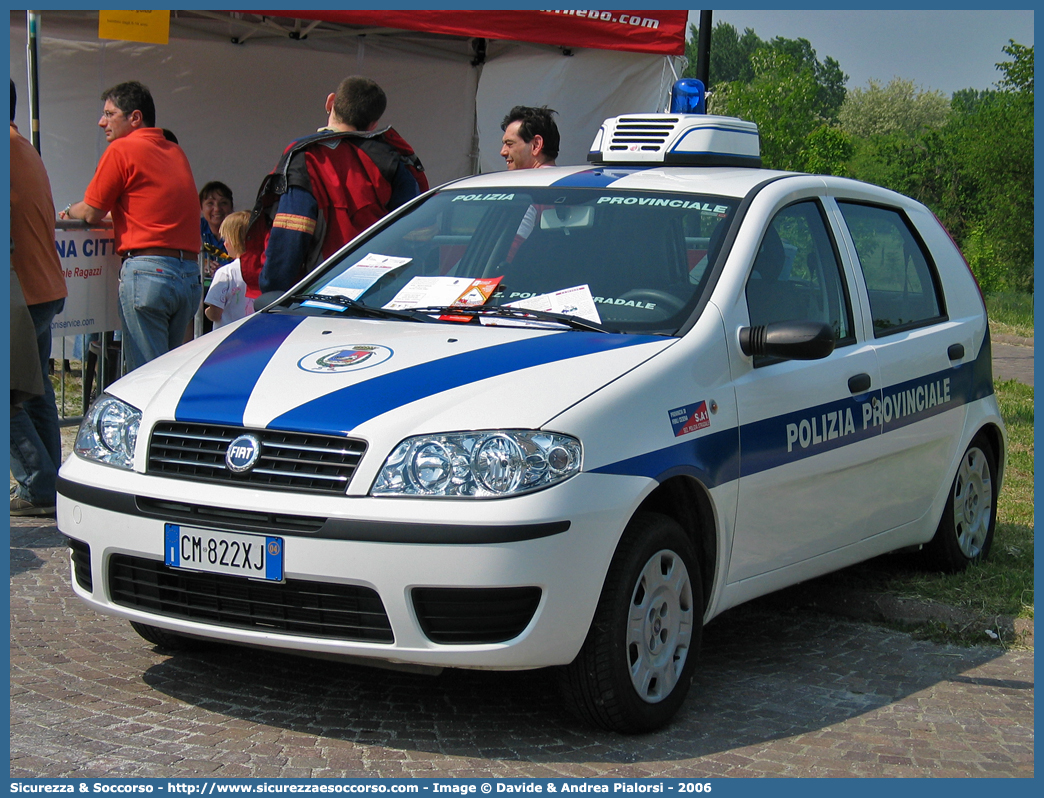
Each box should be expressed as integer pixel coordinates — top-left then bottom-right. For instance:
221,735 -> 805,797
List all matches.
130,621 -> 208,651
924,436 -> 998,572
561,512 -> 702,733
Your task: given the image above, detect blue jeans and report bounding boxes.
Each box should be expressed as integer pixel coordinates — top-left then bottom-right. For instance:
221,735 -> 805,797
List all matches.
118,256 -> 202,372
10,298 -> 65,505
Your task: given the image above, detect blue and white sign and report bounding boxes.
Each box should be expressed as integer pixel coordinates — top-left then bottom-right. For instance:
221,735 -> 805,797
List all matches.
51,225 -> 122,340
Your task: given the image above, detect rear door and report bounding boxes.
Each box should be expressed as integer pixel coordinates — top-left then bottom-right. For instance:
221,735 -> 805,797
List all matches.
829,199 -> 970,529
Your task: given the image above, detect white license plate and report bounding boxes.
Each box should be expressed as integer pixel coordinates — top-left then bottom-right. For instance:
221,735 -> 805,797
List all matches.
164,524 -> 283,582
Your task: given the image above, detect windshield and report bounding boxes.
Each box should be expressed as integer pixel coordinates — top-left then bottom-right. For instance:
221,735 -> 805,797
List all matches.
293,187 -> 738,334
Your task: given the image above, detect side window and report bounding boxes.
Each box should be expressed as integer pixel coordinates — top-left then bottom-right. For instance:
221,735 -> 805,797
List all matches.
744,201 -> 853,342
837,202 -> 945,336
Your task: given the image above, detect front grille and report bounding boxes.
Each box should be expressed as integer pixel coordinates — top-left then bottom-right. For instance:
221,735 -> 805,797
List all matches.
147,422 -> 366,494
412,586 -> 542,644
609,116 -> 680,152
109,555 -> 393,643
67,537 -> 92,592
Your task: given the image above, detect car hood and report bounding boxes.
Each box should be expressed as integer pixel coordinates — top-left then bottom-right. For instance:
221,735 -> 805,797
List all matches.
112,312 -> 674,441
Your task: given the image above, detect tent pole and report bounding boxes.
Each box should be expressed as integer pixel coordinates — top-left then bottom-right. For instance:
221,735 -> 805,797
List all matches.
26,10 -> 43,154
696,10 -> 712,88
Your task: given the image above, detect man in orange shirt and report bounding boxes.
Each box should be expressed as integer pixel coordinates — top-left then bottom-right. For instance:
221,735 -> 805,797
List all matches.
62,81 -> 201,372
10,79 -> 68,516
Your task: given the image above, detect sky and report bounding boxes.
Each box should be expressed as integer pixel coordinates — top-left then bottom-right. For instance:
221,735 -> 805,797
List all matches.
686,9 -> 1034,96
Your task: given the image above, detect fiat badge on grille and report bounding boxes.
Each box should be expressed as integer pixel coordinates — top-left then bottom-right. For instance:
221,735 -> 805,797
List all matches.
226,434 -> 262,473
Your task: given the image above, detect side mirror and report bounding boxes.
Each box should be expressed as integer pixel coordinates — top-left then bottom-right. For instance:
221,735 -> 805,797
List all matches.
739,320 -> 835,361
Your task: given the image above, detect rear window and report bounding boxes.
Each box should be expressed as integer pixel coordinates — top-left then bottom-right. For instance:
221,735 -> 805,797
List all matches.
837,202 -> 946,336
301,187 -> 739,334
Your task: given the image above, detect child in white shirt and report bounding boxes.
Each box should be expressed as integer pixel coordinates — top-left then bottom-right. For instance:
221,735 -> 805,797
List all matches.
204,211 -> 253,329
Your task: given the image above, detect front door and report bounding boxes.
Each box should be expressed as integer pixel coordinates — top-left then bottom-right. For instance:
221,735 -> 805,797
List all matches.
728,200 -> 884,583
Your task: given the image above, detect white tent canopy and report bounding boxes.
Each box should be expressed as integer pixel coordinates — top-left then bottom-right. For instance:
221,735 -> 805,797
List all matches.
10,10 -> 684,215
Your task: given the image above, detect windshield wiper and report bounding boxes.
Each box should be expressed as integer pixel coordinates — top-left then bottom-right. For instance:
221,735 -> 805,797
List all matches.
281,293 -> 439,323
274,294 -> 612,332
405,305 -> 612,333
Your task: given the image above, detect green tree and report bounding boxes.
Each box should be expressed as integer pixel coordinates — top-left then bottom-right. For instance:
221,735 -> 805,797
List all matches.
997,40 -> 1033,92
767,36 -> 847,122
709,47 -> 849,174
839,78 -> 950,138
683,22 -> 763,85
803,125 -> 855,176
951,88 -> 997,115
951,42 -> 1034,291
684,22 -> 847,120
845,42 -> 1032,293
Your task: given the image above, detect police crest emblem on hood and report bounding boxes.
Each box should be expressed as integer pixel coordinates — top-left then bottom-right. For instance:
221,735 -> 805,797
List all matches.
298,344 -> 393,373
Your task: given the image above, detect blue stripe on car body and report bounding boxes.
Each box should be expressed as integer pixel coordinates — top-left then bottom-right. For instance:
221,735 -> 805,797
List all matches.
271,332 -> 665,435
591,427 -> 740,489
177,312 -> 994,491
596,330 -> 995,486
550,167 -> 651,188
176,316 -> 665,433
176,313 -> 305,425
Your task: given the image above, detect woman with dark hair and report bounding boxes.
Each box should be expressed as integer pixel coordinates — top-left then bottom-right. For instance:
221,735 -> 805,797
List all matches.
196,180 -> 234,335
199,180 -> 234,281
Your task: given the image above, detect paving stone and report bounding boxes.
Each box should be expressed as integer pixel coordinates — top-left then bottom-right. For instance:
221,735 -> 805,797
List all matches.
10,521 -> 1033,778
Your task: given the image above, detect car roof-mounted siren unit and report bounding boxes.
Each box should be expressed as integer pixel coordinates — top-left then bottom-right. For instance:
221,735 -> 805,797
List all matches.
669,77 -> 707,114
588,79 -> 761,168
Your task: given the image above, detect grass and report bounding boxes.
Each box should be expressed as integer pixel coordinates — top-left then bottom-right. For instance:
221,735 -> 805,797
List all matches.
53,359 -> 87,424
897,378 -> 1033,618
884,292 -> 1035,644
986,291 -> 1034,338
828,377 -> 1034,646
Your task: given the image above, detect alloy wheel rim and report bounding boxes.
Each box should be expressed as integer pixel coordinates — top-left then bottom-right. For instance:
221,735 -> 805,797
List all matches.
626,549 -> 694,703
953,447 -> 992,558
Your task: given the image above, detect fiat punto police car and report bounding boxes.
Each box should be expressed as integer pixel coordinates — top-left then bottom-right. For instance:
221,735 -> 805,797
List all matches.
58,94 -> 1005,733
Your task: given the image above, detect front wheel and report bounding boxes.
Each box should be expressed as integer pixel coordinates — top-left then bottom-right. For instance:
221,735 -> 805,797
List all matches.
561,512 -> 702,733
923,436 -> 998,572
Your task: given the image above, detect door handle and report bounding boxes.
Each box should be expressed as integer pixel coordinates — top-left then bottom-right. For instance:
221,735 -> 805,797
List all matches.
848,373 -> 872,394
948,343 -> 965,361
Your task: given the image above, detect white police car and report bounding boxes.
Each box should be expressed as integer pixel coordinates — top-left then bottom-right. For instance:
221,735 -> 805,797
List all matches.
58,92 -> 1006,734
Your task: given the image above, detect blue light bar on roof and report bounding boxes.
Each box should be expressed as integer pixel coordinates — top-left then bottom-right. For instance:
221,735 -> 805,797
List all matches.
670,78 -> 706,114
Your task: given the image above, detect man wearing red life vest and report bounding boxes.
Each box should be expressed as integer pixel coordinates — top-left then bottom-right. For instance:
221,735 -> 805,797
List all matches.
255,76 -> 426,295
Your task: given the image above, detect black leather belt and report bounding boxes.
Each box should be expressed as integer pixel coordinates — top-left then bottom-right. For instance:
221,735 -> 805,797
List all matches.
121,247 -> 198,261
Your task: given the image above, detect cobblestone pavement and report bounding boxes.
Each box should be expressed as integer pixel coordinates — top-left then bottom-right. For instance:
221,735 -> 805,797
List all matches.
10,520 -> 1033,779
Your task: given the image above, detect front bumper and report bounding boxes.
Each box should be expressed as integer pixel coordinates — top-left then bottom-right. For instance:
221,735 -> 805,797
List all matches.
57,455 -> 653,669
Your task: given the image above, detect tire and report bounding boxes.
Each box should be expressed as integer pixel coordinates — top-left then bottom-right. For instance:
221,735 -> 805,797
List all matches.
561,512 -> 702,733
923,436 -> 998,572
129,621 -> 208,651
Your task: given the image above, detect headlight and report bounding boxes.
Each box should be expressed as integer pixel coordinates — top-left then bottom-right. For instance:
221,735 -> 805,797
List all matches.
74,395 -> 142,470
372,430 -> 582,498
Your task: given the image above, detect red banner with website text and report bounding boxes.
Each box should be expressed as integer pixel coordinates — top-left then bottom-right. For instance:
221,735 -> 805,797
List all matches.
241,10 -> 688,55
